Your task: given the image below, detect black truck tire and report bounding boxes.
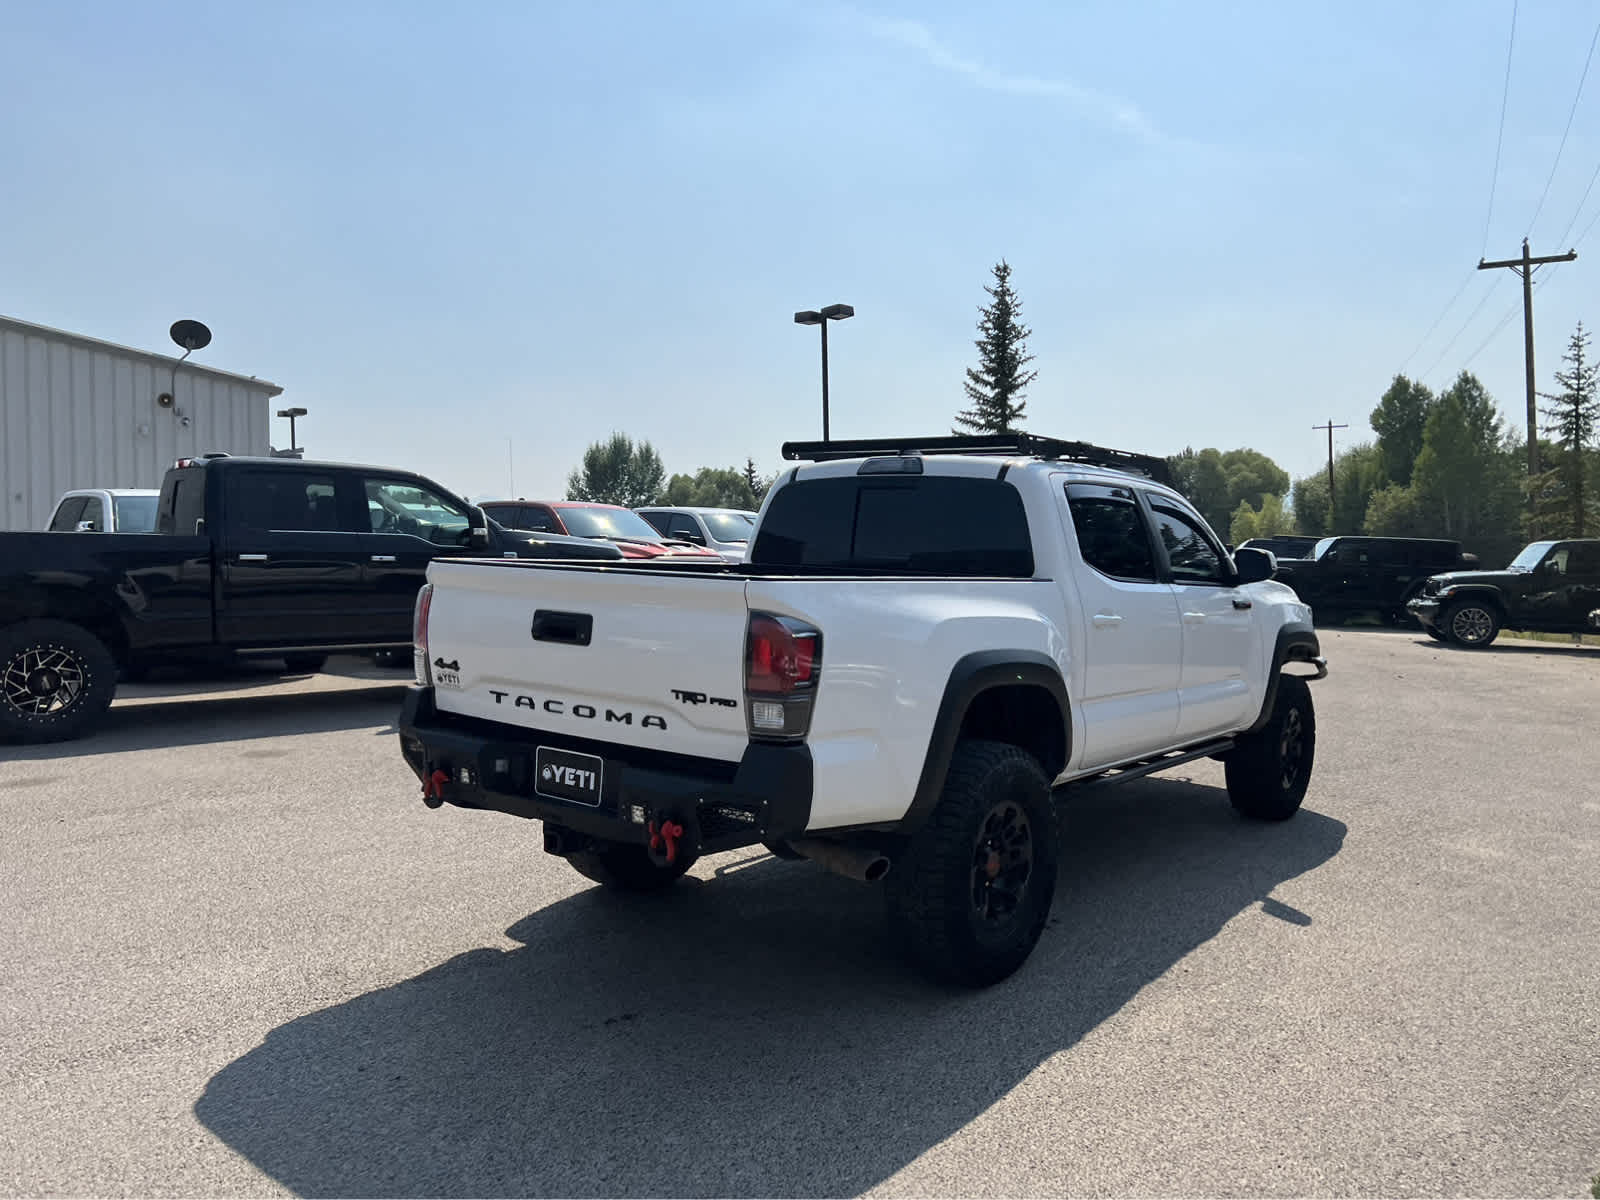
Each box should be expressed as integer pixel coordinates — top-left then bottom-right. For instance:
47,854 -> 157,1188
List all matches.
566,841 -> 696,891
281,653 -> 328,675
0,620 -> 118,744
1442,599 -> 1500,648
885,739 -> 1058,987
1224,674 -> 1316,821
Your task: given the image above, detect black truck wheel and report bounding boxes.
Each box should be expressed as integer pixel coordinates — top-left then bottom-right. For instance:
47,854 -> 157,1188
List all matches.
885,739 -> 1057,987
0,620 -> 118,744
281,653 -> 328,675
1224,675 -> 1315,821
566,841 -> 696,891
1443,599 -> 1500,648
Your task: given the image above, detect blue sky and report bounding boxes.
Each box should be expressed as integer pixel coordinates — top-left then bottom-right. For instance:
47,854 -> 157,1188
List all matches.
5,0 -> 1599,502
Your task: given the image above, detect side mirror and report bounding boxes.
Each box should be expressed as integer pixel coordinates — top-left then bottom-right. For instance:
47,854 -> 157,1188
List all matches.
468,507 -> 491,549
1234,546 -> 1277,584
75,520 -> 98,533
676,530 -> 707,546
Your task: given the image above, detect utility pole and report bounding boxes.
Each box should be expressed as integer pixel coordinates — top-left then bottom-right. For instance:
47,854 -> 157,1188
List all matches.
1312,419 -> 1348,531
1477,238 -> 1576,483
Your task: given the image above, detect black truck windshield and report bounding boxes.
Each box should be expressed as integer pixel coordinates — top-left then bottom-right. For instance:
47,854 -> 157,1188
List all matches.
751,475 -> 1034,576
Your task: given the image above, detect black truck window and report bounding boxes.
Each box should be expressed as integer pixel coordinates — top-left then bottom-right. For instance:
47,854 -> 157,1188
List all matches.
751,475 -> 1034,576
227,471 -> 347,533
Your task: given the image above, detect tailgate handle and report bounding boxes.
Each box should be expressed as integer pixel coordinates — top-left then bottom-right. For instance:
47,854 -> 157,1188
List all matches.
531,609 -> 593,646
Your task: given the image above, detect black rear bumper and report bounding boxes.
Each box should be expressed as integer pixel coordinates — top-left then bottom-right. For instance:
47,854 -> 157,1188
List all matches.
397,687 -> 813,855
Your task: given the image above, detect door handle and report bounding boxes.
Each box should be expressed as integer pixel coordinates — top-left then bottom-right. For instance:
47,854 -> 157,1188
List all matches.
1183,611 -> 1207,624
370,555 -> 397,563
237,554 -> 268,562
1232,598 -> 1253,610
1091,612 -> 1123,628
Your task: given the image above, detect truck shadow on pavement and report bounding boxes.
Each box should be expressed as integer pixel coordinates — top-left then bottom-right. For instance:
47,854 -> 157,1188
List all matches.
2,687 -> 406,760
196,782 -> 1346,1198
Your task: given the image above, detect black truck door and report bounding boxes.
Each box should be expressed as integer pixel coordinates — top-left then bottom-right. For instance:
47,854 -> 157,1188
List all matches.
1558,542 -> 1600,624
216,467 -> 372,647
356,473 -> 486,644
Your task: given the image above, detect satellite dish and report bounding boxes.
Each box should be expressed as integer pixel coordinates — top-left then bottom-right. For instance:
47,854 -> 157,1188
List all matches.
169,319 -> 212,353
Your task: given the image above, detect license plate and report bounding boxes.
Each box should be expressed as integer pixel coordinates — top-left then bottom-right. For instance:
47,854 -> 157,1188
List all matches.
534,746 -> 604,808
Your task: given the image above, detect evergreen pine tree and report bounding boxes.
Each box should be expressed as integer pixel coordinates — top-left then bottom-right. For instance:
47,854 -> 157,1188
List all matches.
1538,322 -> 1599,536
954,260 -> 1038,434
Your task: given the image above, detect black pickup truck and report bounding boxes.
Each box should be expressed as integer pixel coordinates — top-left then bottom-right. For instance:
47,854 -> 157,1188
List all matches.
1271,535 -> 1476,625
0,453 -> 620,743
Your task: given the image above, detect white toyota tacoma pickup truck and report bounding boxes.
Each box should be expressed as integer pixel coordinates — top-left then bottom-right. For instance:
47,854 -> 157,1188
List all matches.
398,434 -> 1327,986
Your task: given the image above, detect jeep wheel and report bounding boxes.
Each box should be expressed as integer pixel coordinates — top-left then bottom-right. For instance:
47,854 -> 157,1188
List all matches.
0,620 -> 118,744
1224,675 -> 1315,821
566,840 -> 696,891
1443,600 -> 1500,648
885,739 -> 1057,987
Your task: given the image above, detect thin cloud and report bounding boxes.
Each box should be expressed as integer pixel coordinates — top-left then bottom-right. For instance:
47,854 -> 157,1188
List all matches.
865,16 -> 1162,144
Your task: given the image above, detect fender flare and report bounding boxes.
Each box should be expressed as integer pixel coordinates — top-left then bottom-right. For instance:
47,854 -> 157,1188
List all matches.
900,650 -> 1071,833
1244,621 -> 1324,735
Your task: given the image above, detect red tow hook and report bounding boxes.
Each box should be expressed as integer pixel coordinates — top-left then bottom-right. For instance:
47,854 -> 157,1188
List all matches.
422,769 -> 449,808
647,819 -> 685,866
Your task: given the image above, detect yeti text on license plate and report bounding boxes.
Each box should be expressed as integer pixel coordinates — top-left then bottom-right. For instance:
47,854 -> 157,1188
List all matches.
534,746 -> 604,808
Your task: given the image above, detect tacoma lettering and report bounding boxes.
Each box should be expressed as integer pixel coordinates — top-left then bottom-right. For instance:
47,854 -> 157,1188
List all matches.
485,690 -> 666,731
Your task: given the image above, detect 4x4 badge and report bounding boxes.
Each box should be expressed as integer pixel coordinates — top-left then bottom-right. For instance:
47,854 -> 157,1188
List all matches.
434,657 -> 459,671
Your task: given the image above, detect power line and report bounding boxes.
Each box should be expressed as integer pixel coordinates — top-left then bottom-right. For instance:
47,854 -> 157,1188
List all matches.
1398,269 -> 1479,372
1528,15 -> 1600,237
1419,276 -> 1505,383
1555,155 -> 1600,246
1482,0 -> 1520,256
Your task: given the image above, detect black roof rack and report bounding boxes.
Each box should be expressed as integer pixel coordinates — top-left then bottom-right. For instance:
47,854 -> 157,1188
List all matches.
779,434 -> 1174,486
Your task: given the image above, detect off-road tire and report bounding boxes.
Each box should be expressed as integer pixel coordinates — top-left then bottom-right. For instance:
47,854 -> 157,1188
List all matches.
566,840 -> 696,891
1442,599 -> 1500,648
281,653 -> 328,675
885,739 -> 1058,987
1224,674 -> 1315,821
0,620 -> 118,744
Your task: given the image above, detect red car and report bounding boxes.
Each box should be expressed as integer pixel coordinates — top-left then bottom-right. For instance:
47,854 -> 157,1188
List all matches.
479,500 -> 723,560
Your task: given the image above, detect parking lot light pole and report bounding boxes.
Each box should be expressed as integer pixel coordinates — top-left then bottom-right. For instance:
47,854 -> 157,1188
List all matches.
793,303 -> 854,441
276,406 -> 308,451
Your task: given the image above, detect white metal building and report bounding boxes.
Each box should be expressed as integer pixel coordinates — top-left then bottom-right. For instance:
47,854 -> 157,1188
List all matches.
0,315 -> 283,531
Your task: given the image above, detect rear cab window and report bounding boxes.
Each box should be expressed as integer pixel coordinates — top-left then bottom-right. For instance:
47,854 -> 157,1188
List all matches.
750,474 -> 1034,576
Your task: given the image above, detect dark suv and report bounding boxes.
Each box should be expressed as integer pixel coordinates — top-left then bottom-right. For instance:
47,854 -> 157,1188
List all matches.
1407,538 -> 1600,647
1271,536 -> 1475,624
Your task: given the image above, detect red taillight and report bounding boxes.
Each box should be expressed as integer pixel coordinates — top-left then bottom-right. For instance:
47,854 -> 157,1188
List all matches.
747,614 -> 817,694
745,613 -> 821,741
413,583 -> 433,685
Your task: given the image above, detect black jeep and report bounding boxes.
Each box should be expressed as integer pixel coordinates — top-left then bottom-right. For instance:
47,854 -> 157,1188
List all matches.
1406,538 -> 1600,647
1271,536 -> 1475,625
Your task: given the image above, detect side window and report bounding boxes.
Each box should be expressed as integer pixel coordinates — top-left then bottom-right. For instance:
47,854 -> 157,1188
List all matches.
50,496 -> 88,531
520,506 -> 557,533
169,474 -> 206,535
667,513 -> 702,541
1149,502 -> 1230,585
79,497 -> 106,530
229,471 -> 348,533
1567,544 -> 1600,576
1065,485 -> 1158,583
365,478 -> 470,545
639,511 -> 672,536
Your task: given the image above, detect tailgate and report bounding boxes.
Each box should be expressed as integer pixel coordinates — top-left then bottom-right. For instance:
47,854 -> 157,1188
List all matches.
422,560 -> 752,760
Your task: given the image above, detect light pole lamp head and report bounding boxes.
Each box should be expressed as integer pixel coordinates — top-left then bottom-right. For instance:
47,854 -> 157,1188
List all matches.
820,303 -> 854,321
793,310 -> 823,326
277,407 -> 308,419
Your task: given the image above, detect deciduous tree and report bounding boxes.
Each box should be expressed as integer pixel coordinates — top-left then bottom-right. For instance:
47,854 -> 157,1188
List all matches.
565,433 -> 666,508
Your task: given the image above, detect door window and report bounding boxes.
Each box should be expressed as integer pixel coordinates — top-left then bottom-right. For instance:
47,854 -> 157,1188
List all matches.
229,472 -> 347,532
518,506 -> 558,533
666,513 -> 702,541
1148,502 -> 1230,585
1065,485 -> 1158,582
79,497 -> 106,530
365,478 -> 471,545
1566,543 -> 1600,576
639,511 -> 672,537
50,497 -> 88,531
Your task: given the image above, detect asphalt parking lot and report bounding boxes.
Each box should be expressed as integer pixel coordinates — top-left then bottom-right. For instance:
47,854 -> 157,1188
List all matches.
2,633 -> 1597,1198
